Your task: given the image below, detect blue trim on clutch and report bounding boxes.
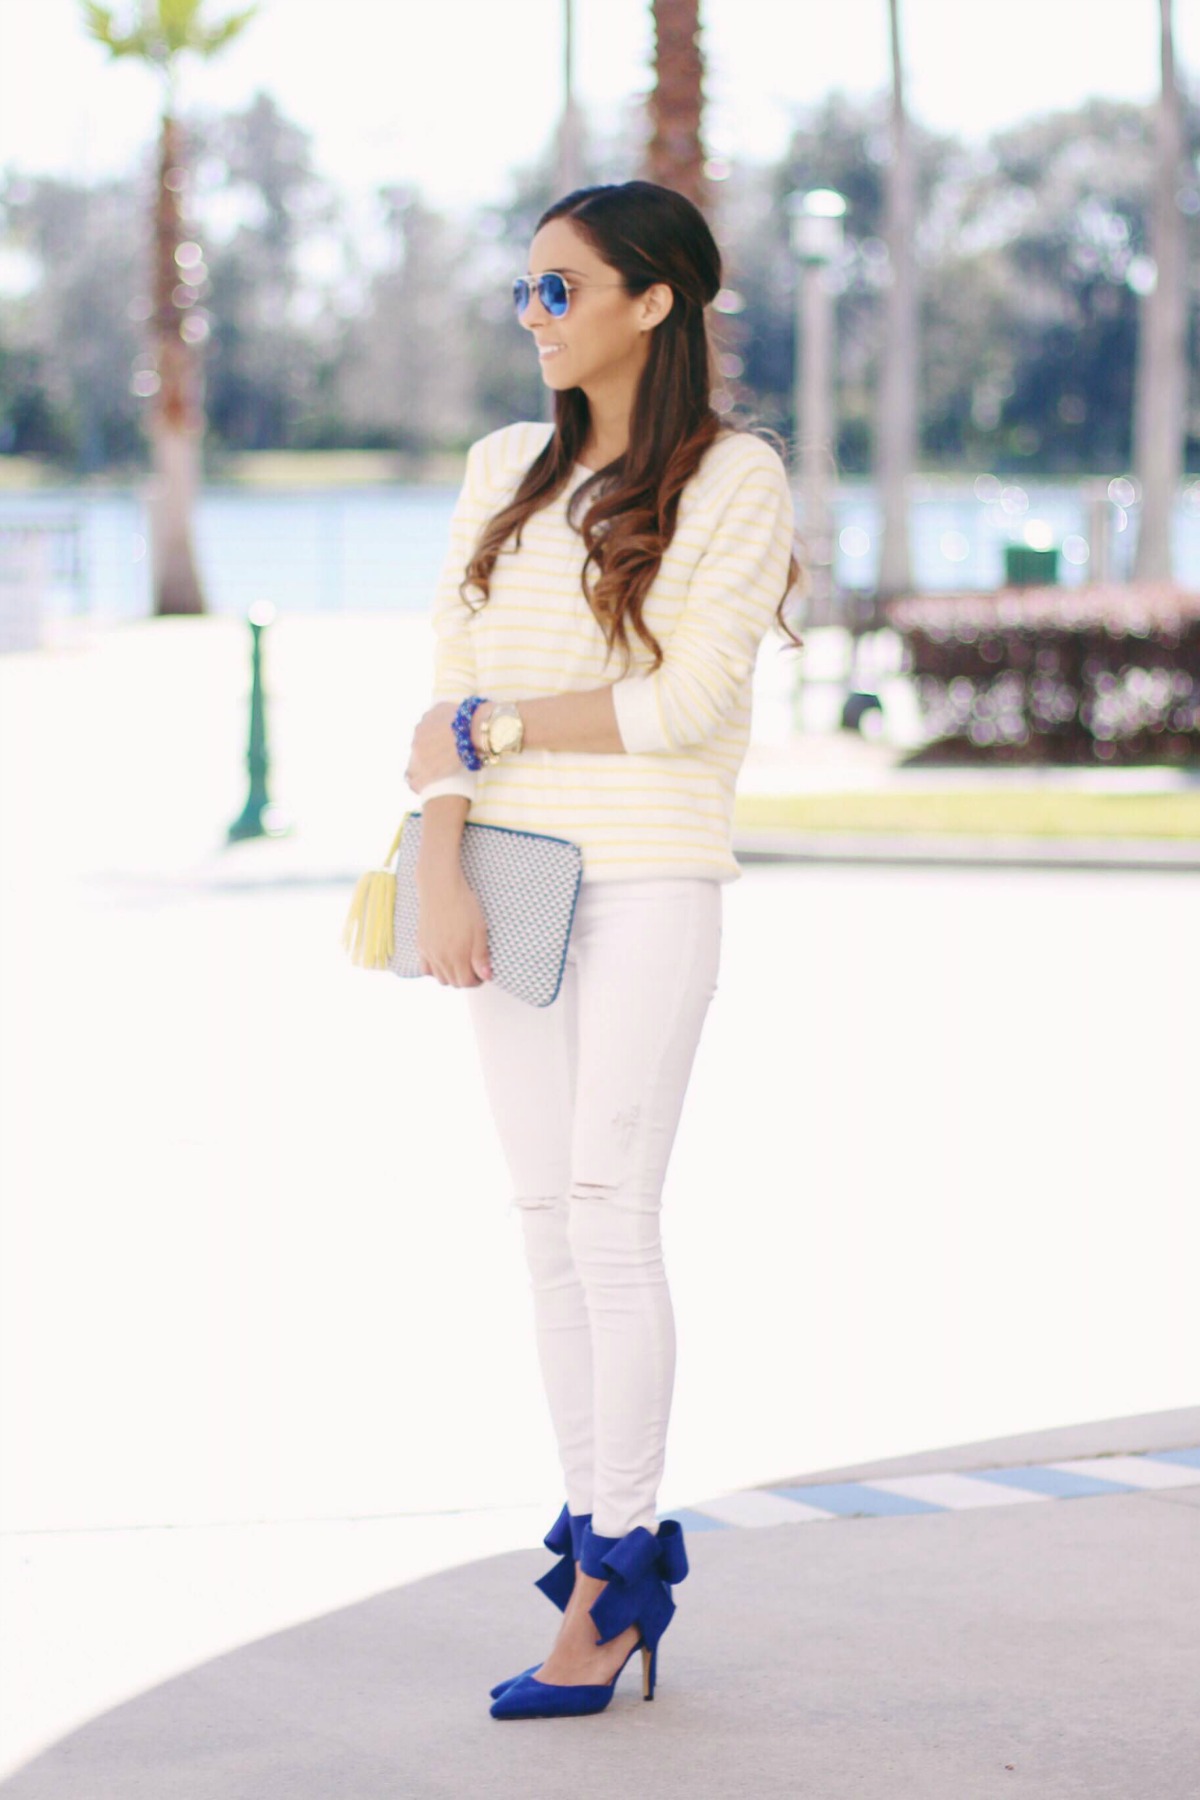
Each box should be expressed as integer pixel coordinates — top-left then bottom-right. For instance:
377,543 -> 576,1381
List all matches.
405,813 -> 584,1007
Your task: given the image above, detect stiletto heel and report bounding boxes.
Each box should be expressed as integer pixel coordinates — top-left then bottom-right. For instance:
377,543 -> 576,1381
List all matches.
640,1641 -> 656,1700
489,1518 -> 687,1719
488,1504 -> 591,1699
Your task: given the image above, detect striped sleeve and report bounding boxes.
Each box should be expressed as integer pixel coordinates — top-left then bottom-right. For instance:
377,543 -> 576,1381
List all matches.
609,446 -> 795,754
415,439 -> 486,805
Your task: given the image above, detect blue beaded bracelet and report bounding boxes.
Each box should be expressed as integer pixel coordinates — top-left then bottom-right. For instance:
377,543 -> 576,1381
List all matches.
452,694 -> 489,771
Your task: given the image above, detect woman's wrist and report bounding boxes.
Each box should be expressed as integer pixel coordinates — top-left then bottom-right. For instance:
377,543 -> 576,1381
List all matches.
417,861 -> 468,895
469,701 -> 495,755
417,841 -> 468,889
416,794 -> 470,888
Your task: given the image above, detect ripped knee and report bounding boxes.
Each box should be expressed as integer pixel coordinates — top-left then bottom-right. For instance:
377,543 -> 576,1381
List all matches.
571,1180 -> 617,1200
569,1177 -> 660,1217
511,1192 -> 563,1211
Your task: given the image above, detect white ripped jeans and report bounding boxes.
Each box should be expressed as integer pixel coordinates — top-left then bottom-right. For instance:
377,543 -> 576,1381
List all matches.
465,875 -> 723,1539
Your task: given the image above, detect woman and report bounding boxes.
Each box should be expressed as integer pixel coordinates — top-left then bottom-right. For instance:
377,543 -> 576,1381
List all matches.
403,179 -> 804,1720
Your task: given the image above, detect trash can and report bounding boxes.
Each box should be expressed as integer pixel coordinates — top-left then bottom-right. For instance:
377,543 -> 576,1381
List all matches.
1004,544 -> 1059,588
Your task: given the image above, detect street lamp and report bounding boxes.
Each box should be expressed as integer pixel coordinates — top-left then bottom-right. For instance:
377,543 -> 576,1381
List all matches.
787,188 -> 846,627
227,600 -> 292,842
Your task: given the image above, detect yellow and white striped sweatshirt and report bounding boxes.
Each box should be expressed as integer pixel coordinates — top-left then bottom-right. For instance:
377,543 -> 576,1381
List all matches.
416,419 -> 796,884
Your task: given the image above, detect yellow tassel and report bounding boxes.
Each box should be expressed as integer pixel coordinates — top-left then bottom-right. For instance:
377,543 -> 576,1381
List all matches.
341,820 -> 407,969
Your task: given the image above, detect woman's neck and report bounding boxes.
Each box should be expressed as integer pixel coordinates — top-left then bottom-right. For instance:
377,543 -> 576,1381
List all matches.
578,383 -> 635,471
578,441 -> 623,471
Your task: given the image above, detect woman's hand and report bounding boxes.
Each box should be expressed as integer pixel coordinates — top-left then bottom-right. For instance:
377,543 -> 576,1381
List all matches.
416,866 -> 492,986
405,701 -> 467,791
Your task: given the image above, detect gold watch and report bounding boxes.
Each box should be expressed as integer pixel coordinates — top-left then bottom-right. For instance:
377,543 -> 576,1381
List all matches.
482,701 -> 525,764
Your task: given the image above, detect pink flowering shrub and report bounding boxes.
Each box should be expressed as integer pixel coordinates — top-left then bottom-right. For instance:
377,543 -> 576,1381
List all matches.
883,583 -> 1200,764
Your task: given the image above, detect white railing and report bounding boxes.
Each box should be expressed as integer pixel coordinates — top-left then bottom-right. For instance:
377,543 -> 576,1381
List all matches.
0,519 -> 83,651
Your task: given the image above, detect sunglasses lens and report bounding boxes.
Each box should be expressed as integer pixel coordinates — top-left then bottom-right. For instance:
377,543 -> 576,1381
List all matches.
512,274 -> 571,316
541,273 -> 569,315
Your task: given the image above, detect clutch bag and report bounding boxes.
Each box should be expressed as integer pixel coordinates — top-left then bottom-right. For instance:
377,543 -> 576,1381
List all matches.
342,810 -> 583,1008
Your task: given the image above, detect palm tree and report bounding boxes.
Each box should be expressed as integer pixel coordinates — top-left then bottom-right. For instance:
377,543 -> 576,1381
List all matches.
1132,0 -> 1186,581
874,0 -> 917,604
557,0 -> 583,196
645,0 -> 709,214
82,1 -> 258,614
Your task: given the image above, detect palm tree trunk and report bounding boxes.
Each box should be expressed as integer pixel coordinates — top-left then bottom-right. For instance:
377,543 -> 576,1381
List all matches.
149,112 -> 206,615
1132,0 -> 1186,582
646,0 -> 708,214
875,0 -> 917,604
557,0 -> 583,194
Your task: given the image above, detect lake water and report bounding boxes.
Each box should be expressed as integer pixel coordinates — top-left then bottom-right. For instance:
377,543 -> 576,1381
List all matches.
3,476 -> 1200,624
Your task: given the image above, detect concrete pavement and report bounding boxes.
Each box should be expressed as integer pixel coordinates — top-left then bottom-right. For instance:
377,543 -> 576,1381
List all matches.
0,1407 -> 1196,1799
2,616 -> 1197,1795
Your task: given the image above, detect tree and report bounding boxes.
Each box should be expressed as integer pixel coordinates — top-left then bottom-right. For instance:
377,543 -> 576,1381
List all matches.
556,0 -> 584,197
645,0 -> 709,214
81,0 -> 257,614
0,171 -> 145,469
772,91 -> 955,474
4,83 -> 1196,482
874,0 -> 917,602
936,100 -> 1156,472
1132,0 -> 1188,579
189,91 -> 343,453
335,187 -> 475,452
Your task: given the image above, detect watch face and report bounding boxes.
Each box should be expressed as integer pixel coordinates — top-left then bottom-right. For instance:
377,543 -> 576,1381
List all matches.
493,715 -> 522,752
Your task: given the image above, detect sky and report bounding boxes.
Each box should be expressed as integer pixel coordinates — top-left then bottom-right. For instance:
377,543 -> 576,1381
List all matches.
1,0 -> 1198,215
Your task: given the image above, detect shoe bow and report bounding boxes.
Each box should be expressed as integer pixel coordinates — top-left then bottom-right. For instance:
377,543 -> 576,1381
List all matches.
532,1504 -> 575,1610
585,1519 -> 689,1652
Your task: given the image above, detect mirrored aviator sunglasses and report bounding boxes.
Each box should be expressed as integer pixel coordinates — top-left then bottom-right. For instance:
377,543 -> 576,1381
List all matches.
512,272 -> 572,317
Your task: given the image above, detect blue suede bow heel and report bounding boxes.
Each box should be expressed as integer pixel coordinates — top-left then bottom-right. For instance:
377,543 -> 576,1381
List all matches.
488,1503 -> 592,1700
489,1517 -> 688,1719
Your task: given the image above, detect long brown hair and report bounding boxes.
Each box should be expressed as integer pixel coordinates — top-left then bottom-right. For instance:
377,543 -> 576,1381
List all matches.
460,180 -> 806,677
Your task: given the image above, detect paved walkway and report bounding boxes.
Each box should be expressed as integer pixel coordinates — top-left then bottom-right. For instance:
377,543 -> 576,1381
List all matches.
1,1407 -> 1196,1799
2,619 -> 1196,1795
680,1439 -> 1200,1531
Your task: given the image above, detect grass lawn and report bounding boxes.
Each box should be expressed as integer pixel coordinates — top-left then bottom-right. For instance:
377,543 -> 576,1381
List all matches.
732,790 -> 1200,839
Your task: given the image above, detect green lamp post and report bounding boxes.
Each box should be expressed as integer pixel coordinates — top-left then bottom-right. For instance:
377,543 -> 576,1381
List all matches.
228,601 -> 293,842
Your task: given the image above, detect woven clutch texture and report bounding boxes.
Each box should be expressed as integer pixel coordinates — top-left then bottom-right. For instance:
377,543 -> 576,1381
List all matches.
390,812 -> 583,1007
